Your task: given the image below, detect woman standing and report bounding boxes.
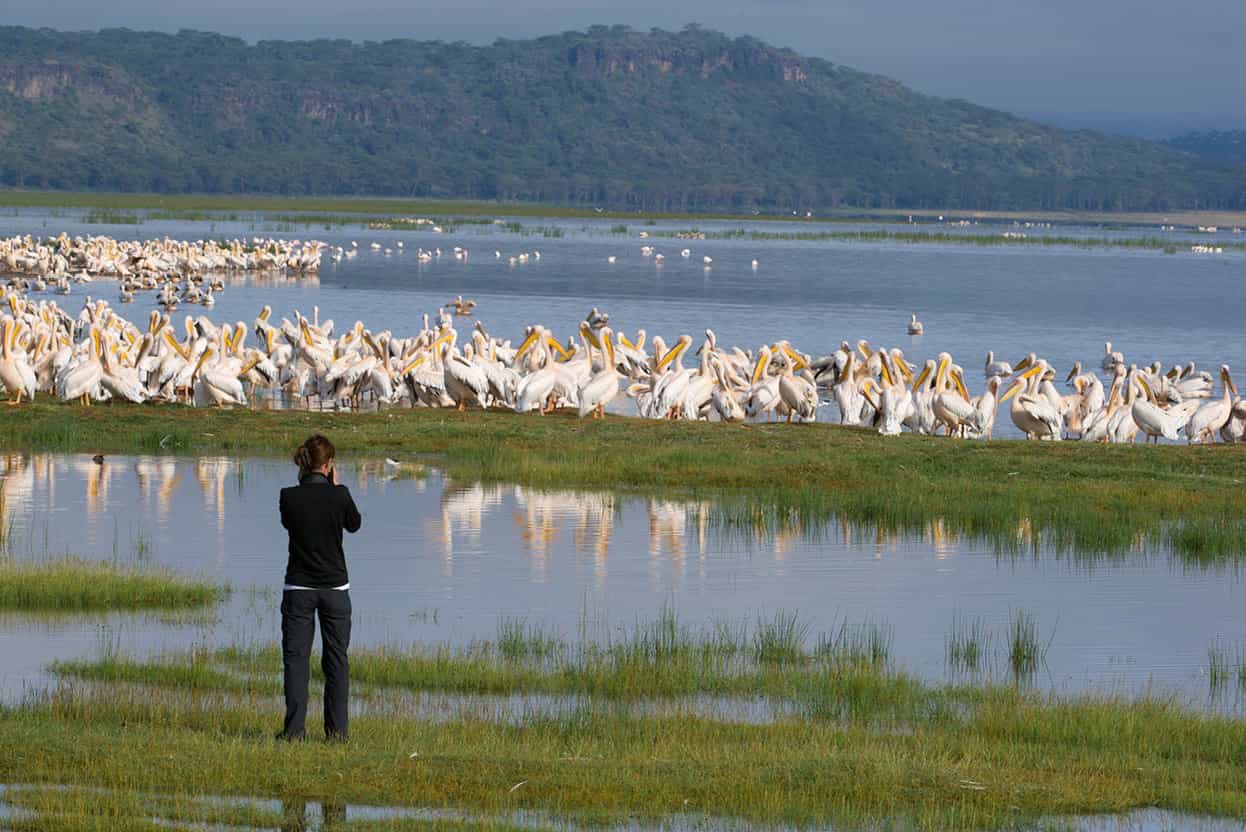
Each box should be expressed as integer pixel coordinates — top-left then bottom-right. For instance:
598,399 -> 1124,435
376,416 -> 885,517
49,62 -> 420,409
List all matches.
278,434 -> 362,741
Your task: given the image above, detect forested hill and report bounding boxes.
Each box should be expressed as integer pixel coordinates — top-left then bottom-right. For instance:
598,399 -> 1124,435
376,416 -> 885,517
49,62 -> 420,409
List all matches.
2,24 -> 1245,212
1167,131 -> 1246,166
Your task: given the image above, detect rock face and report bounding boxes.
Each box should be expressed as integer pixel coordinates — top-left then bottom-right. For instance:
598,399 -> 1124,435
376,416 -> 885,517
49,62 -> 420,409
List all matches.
0,23 -> 1243,211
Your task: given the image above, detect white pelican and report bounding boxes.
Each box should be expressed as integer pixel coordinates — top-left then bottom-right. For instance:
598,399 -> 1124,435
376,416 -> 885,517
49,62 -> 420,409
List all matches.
710,358 -> 746,423
931,353 -> 975,436
1001,363 -> 1062,440
984,351 -> 1012,378
0,320 -> 37,404
907,313 -> 924,335
1101,341 -> 1124,371
444,341 -> 491,410
577,326 -> 622,419
1185,366 -> 1237,443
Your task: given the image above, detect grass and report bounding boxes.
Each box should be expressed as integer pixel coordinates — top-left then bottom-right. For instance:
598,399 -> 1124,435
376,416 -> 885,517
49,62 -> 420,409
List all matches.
0,556 -> 226,611
947,614 -> 991,673
7,189 -> 1246,229
2,400 -> 1245,562
653,226 -> 1246,253
29,612 -> 1246,830
1007,610 -> 1047,681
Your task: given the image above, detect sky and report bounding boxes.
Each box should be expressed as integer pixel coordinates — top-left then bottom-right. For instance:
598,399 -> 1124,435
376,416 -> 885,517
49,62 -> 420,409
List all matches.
9,0 -> 1246,136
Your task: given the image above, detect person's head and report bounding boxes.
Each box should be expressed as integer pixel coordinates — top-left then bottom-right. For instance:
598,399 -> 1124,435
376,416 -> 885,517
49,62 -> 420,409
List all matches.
294,434 -> 335,477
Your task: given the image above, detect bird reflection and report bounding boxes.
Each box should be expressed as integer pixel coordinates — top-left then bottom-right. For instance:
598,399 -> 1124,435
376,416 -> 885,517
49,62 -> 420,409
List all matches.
927,519 -> 959,560
436,481 -> 505,571
195,457 -> 233,530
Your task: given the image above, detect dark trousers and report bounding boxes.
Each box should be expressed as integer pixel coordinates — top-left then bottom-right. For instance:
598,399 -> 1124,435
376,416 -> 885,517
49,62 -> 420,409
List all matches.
281,589 -> 351,740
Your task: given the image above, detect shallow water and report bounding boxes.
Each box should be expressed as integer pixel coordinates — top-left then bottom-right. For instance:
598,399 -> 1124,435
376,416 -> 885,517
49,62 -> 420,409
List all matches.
2,783 -> 1243,831
2,208 -> 1244,439
1,452 -> 1244,710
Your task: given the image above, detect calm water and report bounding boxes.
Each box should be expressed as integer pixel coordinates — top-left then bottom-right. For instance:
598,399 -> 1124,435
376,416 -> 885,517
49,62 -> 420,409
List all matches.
1,452 -> 1243,709
1,209 -> 1243,440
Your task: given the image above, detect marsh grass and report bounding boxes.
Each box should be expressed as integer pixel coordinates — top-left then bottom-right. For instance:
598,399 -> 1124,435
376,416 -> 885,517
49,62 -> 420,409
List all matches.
1007,610 -> 1049,681
0,557 -> 226,611
28,633 -> 1246,830
1208,639 -> 1232,690
946,614 -> 991,673
815,616 -> 893,671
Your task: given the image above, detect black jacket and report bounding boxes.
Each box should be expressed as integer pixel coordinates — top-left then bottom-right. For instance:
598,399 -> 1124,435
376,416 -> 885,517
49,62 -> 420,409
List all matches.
279,472 -> 362,588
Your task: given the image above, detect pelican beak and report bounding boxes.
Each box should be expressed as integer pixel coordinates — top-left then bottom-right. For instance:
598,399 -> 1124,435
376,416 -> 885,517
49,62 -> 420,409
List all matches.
546,334 -> 571,361
752,352 -> 769,384
953,370 -> 970,401
619,333 -> 635,350
913,365 -> 931,390
878,357 -> 894,388
1020,364 -> 1045,381
897,359 -> 914,382
237,356 -> 261,378
515,329 -> 541,361
1000,379 -> 1023,402
1136,377 -> 1155,402
1065,365 -> 1077,383
400,355 -> 426,375
860,379 -> 880,411
1014,355 -> 1032,373
259,306 -> 271,322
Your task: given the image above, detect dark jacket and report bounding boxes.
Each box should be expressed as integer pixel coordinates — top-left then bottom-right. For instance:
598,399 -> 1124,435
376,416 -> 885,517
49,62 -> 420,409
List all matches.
279,472 -> 362,588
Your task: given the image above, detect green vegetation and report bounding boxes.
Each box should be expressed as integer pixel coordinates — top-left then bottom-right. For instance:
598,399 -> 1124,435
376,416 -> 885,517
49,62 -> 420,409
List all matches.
28,612 -> 1246,829
2,25 -> 1245,211
1,400 -> 1245,561
947,614 -> 991,673
655,226 -> 1246,252
0,556 -> 226,611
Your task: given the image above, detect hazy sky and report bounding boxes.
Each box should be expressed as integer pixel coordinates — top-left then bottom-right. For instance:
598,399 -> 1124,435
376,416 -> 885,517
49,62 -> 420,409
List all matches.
10,0 -> 1245,135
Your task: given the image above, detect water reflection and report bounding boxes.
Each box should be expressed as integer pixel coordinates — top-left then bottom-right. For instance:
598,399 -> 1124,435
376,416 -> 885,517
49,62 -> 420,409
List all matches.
1,451 -> 1244,708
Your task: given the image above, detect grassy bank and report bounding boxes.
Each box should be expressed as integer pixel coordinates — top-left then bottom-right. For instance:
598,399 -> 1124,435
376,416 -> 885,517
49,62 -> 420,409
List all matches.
24,615 -> 1246,829
0,556 -> 226,611
655,227 -> 1246,253
2,400 -> 1245,560
6,189 -> 1246,229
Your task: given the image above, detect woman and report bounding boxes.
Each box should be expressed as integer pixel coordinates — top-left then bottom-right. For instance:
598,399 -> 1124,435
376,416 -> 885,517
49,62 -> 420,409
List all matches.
278,434 -> 362,741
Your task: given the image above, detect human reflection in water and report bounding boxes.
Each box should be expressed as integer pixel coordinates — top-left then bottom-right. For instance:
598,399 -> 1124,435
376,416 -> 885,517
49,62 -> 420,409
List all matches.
281,799 -> 347,831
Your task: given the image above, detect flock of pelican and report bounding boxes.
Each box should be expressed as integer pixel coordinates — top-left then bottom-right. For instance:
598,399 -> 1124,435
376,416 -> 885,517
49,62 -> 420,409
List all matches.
0,276 -> 1240,445
1,233 -> 325,306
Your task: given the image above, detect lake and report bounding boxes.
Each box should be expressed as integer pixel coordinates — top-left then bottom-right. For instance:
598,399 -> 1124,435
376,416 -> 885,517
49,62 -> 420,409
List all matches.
1,452 -> 1242,712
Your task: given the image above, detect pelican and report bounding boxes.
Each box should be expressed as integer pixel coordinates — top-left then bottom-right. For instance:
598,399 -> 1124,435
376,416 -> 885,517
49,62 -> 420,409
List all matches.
984,351 -> 1012,378
577,326 -> 622,419
1101,341 -> 1124,371
444,341 -> 492,411
445,296 -> 477,317
0,320 -> 37,404
1185,366 -> 1237,443
1001,363 -> 1062,440
931,353 -> 975,436
907,313 -> 924,335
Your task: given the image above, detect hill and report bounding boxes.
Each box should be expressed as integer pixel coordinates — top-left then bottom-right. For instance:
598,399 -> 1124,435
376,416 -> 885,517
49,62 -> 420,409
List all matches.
1167,130 -> 1246,165
2,24 -> 1245,212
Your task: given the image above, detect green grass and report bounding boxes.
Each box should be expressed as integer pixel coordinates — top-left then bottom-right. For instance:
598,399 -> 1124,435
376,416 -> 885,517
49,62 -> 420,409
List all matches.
1007,610 -> 1047,681
947,614 -> 991,673
0,556 -> 226,611
29,614 -> 1246,830
654,226 -> 1246,252
2,400 -> 1245,562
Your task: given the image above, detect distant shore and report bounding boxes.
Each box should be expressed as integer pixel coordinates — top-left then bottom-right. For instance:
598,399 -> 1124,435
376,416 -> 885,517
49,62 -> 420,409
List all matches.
3,189 -> 1246,229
